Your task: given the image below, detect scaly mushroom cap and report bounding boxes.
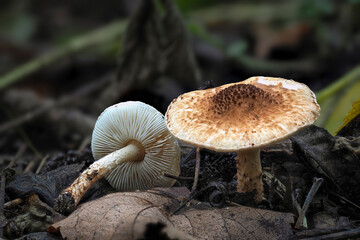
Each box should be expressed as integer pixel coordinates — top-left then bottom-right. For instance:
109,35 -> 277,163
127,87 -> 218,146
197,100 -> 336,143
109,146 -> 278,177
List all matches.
92,101 -> 180,191
166,76 -> 320,151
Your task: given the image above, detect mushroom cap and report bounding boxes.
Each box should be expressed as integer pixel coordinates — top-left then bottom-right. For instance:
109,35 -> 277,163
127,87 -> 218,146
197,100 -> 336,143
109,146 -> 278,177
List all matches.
166,76 -> 320,152
91,101 -> 180,191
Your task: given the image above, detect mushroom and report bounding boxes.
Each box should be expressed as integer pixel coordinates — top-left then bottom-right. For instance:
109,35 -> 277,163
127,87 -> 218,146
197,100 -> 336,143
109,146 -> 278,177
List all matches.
55,101 -> 180,214
165,76 -> 320,202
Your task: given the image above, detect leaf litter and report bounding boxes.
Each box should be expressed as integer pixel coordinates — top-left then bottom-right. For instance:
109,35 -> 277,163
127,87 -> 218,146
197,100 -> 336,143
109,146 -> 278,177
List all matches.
49,187 -> 294,240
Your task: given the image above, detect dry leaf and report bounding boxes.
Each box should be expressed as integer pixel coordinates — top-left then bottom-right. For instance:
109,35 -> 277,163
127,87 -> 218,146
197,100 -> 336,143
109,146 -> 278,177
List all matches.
291,125 -> 360,204
49,187 -> 294,240
6,163 -> 84,207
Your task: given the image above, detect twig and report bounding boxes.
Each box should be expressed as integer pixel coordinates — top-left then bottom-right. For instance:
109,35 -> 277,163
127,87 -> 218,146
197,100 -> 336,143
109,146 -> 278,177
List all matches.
180,148 -> 196,165
293,226 -> 351,239
78,135 -> 92,152
164,173 -> 194,182
4,198 -> 23,209
298,227 -> 360,240
0,108 -> 42,159
0,144 -> 26,237
329,191 -> 360,210
211,153 -> 224,166
226,200 -> 242,207
174,147 -> 201,214
263,171 -> 286,199
268,163 -> 275,205
295,178 -> 323,229
9,144 -> 27,169
0,174 -> 5,238
0,100 -> 52,133
17,125 -> 42,159
292,192 -> 308,228
191,147 -> 201,193
24,158 -> 37,173
0,20 -> 126,90
292,192 -> 302,213
35,154 -> 49,174
0,73 -> 114,133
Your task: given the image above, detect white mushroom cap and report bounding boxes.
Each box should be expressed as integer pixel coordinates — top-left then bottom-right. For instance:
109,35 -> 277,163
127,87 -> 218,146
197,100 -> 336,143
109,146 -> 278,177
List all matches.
92,101 -> 180,191
166,76 -> 320,151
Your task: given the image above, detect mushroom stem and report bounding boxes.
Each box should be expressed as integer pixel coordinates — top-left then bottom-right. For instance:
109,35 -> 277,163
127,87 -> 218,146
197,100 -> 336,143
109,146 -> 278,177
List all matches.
55,140 -> 145,214
235,149 -> 263,202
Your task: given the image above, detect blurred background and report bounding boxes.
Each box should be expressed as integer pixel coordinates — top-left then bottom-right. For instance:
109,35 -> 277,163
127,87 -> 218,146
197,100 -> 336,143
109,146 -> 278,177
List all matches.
0,0 -> 360,157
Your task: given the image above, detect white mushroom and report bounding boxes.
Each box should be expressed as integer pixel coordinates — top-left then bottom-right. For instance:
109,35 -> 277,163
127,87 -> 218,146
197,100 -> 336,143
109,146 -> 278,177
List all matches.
55,101 -> 180,214
166,76 -> 320,202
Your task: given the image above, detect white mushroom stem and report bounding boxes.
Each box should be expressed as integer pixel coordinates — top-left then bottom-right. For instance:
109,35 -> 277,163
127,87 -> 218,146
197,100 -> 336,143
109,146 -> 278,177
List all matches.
61,141 -> 145,206
235,149 -> 263,202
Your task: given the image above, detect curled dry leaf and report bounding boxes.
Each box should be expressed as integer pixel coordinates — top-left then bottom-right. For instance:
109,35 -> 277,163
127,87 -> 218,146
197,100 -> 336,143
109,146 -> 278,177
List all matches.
6,163 -> 85,207
291,125 -> 360,204
49,187 -> 294,240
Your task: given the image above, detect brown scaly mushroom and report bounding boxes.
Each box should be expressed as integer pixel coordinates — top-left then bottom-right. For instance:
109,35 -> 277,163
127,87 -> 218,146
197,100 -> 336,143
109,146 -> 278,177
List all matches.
55,101 -> 180,214
165,76 -> 320,202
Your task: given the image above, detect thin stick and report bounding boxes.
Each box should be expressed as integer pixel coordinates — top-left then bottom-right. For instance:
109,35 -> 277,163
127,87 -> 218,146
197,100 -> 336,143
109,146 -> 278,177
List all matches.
295,226 -> 351,239
24,159 -> 36,173
0,144 -> 27,237
0,73 -> 114,133
0,111 -> 43,159
191,148 -> 201,193
4,198 -> 23,209
292,192 -> 302,213
226,200 -> 242,207
164,173 -> 194,182
35,154 -> 49,174
330,191 -> 360,210
295,177 -> 323,229
180,148 -> 196,165
9,144 -> 27,169
0,20 -> 126,90
302,227 -> 360,240
211,153 -> 224,166
78,135 -> 92,152
292,192 -> 308,228
268,163 -> 275,205
0,174 -> 5,238
174,147 -> 201,214
263,171 -> 286,199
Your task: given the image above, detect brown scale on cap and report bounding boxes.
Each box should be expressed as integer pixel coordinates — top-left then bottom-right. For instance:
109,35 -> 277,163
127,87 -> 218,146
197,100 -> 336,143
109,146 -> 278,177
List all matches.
209,84 -> 281,115
166,77 -> 320,202
166,77 -> 315,151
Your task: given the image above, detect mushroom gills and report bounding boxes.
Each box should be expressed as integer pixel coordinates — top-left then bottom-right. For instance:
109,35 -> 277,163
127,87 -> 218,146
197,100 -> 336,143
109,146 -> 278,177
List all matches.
55,101 -> 181,214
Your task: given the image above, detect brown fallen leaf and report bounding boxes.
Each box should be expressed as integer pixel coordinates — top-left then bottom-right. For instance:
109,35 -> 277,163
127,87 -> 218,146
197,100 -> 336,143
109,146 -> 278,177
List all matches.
49,187 -> 294,240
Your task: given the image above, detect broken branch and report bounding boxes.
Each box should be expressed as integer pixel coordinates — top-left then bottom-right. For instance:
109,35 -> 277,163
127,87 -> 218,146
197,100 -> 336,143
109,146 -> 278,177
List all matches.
295,177 -> 323,229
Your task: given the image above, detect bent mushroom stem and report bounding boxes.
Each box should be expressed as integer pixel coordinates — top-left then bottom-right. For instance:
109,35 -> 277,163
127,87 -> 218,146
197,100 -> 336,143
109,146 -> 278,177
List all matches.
54,140 -> 145,214
235,149 -> 263,202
